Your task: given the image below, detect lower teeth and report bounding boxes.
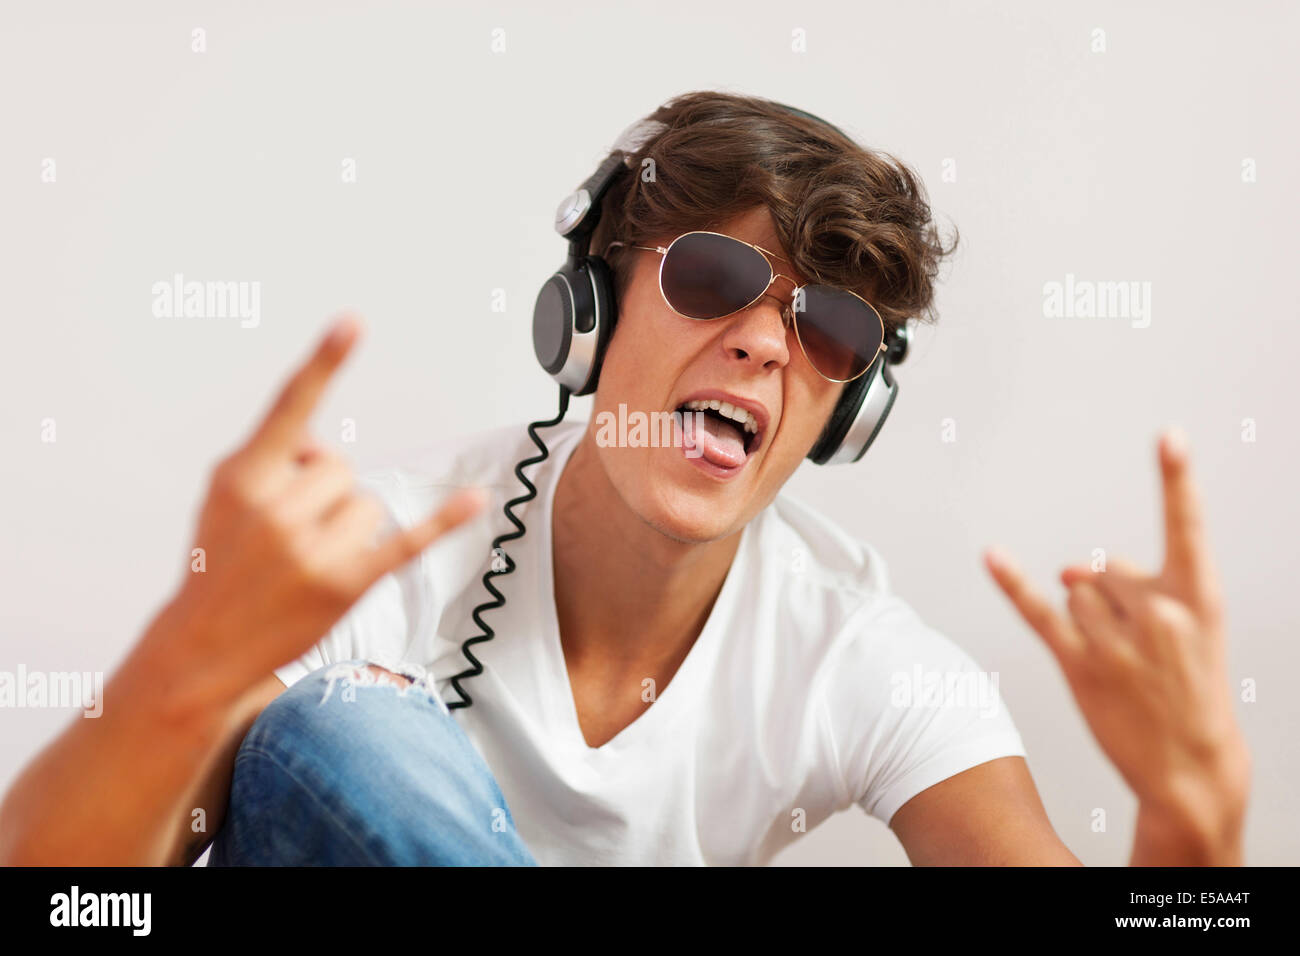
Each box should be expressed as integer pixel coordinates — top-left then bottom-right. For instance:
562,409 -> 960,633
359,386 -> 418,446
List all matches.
678,407 -> 751,456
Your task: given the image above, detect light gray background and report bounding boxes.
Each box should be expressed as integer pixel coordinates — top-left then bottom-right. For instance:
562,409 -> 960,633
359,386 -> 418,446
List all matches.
2,1 -> 1296,866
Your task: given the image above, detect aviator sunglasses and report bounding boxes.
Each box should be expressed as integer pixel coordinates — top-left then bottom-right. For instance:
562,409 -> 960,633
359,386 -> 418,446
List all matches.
605,230 -> 886,383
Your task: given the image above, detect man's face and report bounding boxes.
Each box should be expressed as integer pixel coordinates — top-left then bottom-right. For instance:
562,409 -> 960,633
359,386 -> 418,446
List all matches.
588,205 -> 846,544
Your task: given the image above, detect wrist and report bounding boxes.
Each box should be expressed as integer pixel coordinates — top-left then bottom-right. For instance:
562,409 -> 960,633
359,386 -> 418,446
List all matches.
128,595 -> 251,730
1134,802 -> 1245,866
1134,738 -> 1251,865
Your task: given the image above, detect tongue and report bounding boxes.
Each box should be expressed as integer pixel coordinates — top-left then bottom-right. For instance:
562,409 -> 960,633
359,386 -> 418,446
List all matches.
682,411 -> 747,468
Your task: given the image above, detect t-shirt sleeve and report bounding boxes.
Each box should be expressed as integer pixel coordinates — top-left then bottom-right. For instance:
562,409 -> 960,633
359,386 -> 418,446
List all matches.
819,592 -> 1027,827
272,473 -> 425,689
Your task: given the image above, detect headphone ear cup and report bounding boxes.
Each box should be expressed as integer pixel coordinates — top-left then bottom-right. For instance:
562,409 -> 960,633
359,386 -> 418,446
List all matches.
532,256 -> 618,396
806,354 -> 898,465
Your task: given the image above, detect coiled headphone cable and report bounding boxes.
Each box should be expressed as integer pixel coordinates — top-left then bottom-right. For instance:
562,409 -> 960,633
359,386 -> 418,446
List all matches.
445,384 -> 572,710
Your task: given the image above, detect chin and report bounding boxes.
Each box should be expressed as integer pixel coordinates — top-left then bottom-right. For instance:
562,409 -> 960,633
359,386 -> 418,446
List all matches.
642,509 -> 738,546
638,480 -> 746,545
597,444 -> 756,544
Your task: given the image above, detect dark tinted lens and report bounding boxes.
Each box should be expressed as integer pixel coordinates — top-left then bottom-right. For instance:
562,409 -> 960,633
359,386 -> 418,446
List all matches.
660,232 -> 772,319
793,285 -> 884,381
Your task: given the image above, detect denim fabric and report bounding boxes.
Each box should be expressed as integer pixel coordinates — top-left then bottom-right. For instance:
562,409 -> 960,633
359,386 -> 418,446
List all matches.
209,660 -> 537,866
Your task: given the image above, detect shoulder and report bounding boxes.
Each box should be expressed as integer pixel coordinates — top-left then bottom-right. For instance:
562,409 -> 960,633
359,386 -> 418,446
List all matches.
754,490 -> 895,661
760,494 -> 1025,821
763,490 -> 890,591
761,489 -> 979,671
759,490 -> 1015,755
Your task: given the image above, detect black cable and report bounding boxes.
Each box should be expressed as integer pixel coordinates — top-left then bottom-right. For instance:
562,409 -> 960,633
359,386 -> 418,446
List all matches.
445,384 -> 572,710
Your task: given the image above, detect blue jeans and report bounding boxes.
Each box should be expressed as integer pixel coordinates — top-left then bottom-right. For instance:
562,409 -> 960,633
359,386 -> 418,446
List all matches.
209,660 -> 537,866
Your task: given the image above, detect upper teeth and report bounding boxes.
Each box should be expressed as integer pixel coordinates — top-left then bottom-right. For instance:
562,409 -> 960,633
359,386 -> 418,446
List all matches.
682,399 -> 759,435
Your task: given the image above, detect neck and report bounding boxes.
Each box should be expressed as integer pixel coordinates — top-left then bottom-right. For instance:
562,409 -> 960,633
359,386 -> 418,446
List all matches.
551,431 -> 742,676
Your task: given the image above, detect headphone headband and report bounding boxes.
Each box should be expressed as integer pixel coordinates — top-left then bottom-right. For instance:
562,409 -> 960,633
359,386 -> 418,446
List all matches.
554,118 -> 669,244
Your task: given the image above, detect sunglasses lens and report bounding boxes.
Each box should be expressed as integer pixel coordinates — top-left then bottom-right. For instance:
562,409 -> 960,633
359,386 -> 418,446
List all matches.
794,285 -> 885,381
660,232 -> 771,319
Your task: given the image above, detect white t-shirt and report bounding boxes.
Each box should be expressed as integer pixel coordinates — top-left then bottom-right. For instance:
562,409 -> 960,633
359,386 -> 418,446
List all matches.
274,419 -> 1027,866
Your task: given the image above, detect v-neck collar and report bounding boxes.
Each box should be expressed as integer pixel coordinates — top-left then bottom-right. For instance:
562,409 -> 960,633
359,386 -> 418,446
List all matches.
535,426 -> 752,760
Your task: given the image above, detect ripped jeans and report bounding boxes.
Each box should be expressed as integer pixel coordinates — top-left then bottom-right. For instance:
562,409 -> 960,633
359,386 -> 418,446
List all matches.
209,660 -> 538,866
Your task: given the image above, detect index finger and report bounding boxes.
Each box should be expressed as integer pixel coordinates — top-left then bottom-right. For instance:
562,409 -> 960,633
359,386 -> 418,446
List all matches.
247,315 -> 362,455
1158,428 -> 1216,595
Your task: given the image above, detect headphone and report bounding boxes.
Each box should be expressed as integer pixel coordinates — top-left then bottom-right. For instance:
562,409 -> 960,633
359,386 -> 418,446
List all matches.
531,102 -> 910,466
447,103 -> 912,711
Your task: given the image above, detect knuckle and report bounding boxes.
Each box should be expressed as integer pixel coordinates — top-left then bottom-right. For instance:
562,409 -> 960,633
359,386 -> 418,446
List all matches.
1098,639 -> 1139,673
210,467 -> 255,508
211,452 -> 274,507
1109,556 -> 1144,579
1065,585 -> 1092,618
1142,594 -> 1193,633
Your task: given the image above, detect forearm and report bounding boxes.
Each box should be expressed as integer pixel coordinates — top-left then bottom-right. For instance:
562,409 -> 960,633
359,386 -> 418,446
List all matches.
0,606 -> 245,866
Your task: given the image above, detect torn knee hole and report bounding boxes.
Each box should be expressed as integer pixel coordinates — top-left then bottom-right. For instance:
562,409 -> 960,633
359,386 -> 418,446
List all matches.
363,664 -> 412,689
317,661 -> 435,705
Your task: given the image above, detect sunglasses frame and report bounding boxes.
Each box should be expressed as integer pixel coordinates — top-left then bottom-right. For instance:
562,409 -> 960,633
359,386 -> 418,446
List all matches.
605,230 -> 886,383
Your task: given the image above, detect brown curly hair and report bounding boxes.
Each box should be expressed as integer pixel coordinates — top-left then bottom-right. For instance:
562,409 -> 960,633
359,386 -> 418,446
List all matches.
589,91 -> 957,338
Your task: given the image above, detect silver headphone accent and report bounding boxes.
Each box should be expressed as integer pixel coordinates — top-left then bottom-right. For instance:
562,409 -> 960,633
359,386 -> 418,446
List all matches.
554,188 -> 592,235
822,365 -> 897,465
552,273 -> 603,393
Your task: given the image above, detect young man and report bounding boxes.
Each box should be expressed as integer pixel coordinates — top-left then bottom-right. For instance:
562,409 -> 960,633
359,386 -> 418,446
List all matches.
0,92 -> 1249,866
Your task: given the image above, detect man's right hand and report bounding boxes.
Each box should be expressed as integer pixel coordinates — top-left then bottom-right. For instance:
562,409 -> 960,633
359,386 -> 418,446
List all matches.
153,314 -> 486,711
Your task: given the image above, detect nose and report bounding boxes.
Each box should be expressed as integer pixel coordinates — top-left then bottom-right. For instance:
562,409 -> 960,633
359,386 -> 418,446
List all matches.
719,283 -> 795,372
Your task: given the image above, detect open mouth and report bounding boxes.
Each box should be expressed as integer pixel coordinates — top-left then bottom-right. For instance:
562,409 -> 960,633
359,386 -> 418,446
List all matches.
675,398 -> 761,465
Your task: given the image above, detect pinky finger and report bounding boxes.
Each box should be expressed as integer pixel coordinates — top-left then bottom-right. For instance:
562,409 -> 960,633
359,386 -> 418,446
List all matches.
322,492 -> 387,547
361,487 -> 488,586
985,547 -> 1086,662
